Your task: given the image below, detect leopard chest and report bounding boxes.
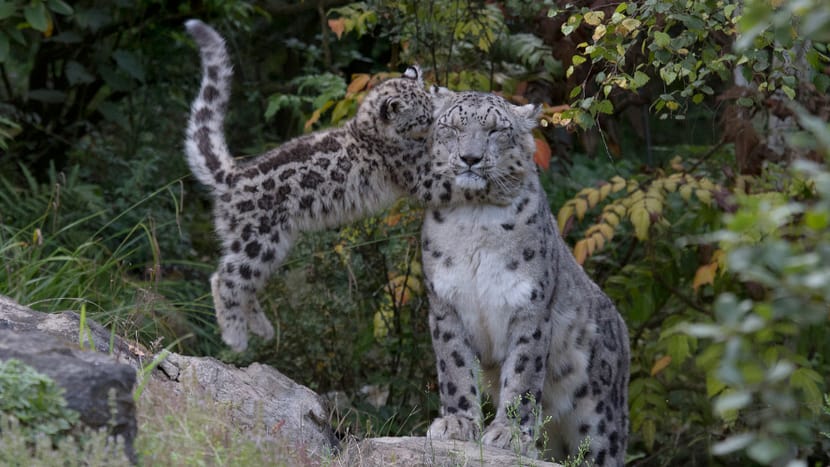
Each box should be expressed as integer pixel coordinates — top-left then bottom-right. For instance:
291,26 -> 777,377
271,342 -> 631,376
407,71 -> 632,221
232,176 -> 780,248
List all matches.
422,205 -> 534,366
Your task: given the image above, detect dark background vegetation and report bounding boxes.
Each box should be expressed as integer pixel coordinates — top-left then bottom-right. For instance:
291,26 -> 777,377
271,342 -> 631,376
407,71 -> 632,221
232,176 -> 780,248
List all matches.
1,1 -> 829,465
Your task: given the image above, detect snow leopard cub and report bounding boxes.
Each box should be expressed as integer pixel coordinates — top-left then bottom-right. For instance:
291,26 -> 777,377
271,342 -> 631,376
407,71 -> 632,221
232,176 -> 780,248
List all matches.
184,20 -> 445,351
422,90 -> 629,466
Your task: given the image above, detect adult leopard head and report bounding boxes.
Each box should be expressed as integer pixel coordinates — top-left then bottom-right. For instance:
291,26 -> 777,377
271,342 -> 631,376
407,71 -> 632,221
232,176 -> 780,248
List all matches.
430,91 -> 540,203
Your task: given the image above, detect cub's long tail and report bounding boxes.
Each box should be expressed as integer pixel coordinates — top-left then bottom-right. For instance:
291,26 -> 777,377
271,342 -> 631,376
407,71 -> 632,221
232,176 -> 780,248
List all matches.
184,19 -> 236,192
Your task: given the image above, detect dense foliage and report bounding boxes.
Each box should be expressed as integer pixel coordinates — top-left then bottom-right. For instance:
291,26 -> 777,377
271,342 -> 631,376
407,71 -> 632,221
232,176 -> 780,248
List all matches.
0,358 -> 79,439
1,1 -> 829,465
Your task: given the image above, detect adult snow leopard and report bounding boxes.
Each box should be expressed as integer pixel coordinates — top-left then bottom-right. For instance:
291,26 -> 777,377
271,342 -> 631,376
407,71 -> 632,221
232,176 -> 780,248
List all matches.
184,20 -> 453,351
422,90 -> 629,466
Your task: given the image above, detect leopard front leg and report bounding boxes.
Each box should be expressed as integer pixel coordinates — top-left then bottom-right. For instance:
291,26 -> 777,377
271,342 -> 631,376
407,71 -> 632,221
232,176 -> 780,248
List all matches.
483,309 -> 552,456
426,297 -> 482,443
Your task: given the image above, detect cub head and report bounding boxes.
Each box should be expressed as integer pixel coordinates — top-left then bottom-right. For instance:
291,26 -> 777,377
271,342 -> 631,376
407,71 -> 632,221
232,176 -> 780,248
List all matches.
431,91 -> 540,200
353,66 -> 433,144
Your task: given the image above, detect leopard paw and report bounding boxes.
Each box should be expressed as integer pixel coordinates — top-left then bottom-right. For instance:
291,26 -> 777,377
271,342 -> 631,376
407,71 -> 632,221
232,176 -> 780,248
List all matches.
426,414 -> 479,442
246,306 -> 275,341
211,273 -> 249,352
482,421 -> 537,457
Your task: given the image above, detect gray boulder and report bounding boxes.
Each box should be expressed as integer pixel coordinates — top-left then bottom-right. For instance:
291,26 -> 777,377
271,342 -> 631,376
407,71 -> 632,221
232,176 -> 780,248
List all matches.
0,297 -> 137,462
0,295 -> 337,461
338,436 -> 563,466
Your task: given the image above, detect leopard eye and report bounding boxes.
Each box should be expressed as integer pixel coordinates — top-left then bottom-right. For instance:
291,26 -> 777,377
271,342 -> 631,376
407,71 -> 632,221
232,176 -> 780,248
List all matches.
489,128 -> 508,139
437,124 -> 458,136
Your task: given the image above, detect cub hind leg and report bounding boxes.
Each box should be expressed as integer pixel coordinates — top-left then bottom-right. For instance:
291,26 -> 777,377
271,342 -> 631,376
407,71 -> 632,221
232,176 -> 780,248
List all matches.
211,233 -> 292,351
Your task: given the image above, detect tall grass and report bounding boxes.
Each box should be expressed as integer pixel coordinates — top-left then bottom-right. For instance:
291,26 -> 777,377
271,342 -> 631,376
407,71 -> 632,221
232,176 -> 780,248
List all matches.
0,164 -> 219,354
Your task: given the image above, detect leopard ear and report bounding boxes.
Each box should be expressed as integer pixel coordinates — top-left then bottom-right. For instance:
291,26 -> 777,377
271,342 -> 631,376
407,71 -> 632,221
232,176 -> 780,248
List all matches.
430,85 -> 454,118
380,97 -> 403,122
403,65 -> 422,83
513,103 -> 542,132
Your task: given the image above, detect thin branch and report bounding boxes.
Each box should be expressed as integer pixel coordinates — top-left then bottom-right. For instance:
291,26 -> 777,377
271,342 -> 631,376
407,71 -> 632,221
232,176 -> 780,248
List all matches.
264,0 -> 351,16
653,274 -> 708,314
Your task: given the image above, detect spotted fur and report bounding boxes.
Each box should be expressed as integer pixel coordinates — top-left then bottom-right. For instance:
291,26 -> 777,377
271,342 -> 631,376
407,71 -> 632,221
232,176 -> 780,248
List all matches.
422,91 -> 630,466
184,20 -> 453,351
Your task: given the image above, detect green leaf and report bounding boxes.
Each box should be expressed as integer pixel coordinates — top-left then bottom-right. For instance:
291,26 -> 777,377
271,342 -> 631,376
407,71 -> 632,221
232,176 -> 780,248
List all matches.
0,2 -> 16,20
653,31 -> 671,48
631,70 -> 650,89
595,99 -> 614,115
791,367 -> 825,412
24,2 -> 50,32
46,0 -> 73,15
572,55 -> 586,66
659,66 -> 677,85
112,50 -> 145,83
65,61 -> 95,85
747,439 -> 786,464
711,433 -> 755,455
736,97 -> 754,107
804,210 -> 829,230
97,101 -> 129,130
28,89 -> 65,103
665,334 -> 691,365
714,390 -> 751,416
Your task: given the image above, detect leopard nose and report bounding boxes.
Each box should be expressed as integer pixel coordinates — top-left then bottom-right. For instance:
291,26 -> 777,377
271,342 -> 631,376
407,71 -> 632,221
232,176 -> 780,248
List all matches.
460,154 -> 482,167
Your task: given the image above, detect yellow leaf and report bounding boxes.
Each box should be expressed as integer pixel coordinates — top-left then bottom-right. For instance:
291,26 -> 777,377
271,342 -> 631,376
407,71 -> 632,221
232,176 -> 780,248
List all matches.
679,184 -> 694,202
610,203 -> 627,217
586,188 -> 600,208
698,178 -> 716,191
670,156 -> 684,172
385,213 -> 402,227
592,24 -> 607,42
663,177 -> 678,192
373,305 -> 393,340
650,179 -> 664,191
557,204 -> 574,231
620,17 -> 641,36
304,109 -> 322,132
573,239 -> 588,265
610,175 -> 626,192
574,198 -> 588,220
44,16 -> 54,38
712,249 -> 727,272
599,183 -> 612,200
651,355 -> 672,376
603,210 -> 620,227
347,73 -> 371,94
630,205 -> 650,240
693,262 -> 718,292
598,222 -> 615,241
644,195 -> 663,214
592,231 -> 605,251
624,189 -> 644,207
304,100 -> 334,131
585,236 -> 597,256
696,189 -> 712,206
584,11 -> 605,26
